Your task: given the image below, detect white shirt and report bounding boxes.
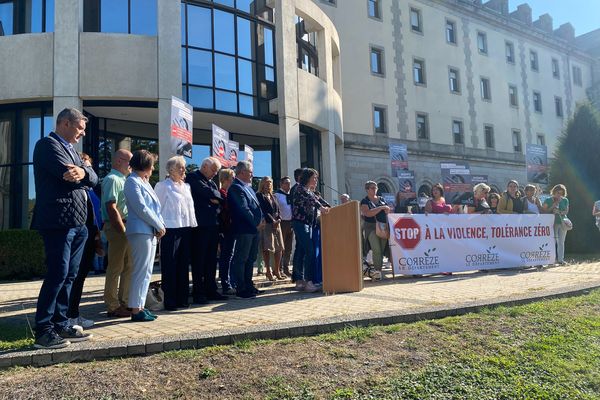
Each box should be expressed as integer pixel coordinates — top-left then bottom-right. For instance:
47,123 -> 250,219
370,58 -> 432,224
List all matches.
154,178 -> 198,229
274,191 -> 292,221
526,198 -> 540,214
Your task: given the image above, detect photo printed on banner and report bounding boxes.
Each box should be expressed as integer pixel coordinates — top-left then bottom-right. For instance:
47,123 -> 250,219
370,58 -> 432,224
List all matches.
170,96 -> 193,158
526,144 -> 549,185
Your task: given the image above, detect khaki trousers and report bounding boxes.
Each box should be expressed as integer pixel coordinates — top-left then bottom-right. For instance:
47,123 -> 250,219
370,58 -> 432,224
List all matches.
103,224 -> 133,312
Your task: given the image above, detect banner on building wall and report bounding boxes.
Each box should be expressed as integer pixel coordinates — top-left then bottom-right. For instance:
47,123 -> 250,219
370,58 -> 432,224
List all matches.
244,144 -> 254,165
471,175 -> 488,185
226,140 -> 239,167
526,144 -> 549,185
397,170 -> 416,200
440,162 -> 472,205
170,96 -> 193,158
389,144 -> 408,176
387,214 -> 555,275
212,124 -> 229,167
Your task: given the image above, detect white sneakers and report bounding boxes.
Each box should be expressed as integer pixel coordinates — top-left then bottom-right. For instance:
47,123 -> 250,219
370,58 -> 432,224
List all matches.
304,281 -> 321,293
68,316 -> 94,329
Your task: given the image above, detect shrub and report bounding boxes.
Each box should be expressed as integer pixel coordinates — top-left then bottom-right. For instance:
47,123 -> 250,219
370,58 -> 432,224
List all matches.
0,229 -> 46,280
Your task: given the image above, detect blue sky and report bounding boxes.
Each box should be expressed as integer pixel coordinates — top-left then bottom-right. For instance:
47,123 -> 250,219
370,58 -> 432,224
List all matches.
509,0 -> 600,36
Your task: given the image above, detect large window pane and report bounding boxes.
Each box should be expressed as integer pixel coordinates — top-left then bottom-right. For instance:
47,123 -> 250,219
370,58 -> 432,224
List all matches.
237,17 -> 254,59
238,59 -> 255,95
0,166 -> 10,229
264,66 -> 274,82
45,0 -> 54,32
181,48 -> 187,83
188,5 -> 211,49
181,3 -> 186,44
101,0 -> 128,33
29,0 -> 43,33
188,49 -> 213,86
215,53 -> 236,90
43,115 -> 53,136
214,0 -> 234,7
236,0 -> 253,13
26,116 -> 42,162
131,0 -> 157,35
189,87 -> 214,109
263,26 -> 274,66
0,2 -> 14,35
0,115 -> 13,165
239,94 -> 256,116
214,10 -> 235,54
215,90 -> 237,113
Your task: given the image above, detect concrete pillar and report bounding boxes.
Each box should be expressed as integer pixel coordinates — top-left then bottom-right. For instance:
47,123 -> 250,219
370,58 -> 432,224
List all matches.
157,0 -> 182,174
320,130 -> 338,204
275,0 -> 301,177
53,0 -> 83,148
335,141 -> 346,197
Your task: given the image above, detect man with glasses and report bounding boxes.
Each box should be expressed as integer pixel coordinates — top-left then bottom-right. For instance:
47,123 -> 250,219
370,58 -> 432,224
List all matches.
102,149 -> 134,318
32,108 -> 98,349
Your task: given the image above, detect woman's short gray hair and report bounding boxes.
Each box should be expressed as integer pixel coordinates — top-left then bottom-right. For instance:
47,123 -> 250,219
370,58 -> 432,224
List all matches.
166,156 -> 186,175
473,183 -> 491,196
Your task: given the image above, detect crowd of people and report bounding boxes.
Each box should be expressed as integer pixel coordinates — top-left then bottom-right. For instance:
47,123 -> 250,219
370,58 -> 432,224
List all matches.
31,108 -> 331,349
31,107 -> 582,350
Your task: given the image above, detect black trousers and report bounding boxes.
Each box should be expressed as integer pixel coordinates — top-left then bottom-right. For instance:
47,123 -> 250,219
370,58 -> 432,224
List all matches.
67,225 -> 97,319
190,225 -> 220,300
160,227 -> 192,308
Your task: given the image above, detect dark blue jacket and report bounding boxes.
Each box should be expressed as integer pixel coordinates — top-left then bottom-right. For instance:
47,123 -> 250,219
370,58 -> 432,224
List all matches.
228,178 -> 263,235
31,132 -> 98,230
186,170 -> 222,227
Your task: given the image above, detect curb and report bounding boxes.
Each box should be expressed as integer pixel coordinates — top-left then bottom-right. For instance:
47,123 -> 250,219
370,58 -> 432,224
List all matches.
1,281 -> 599,369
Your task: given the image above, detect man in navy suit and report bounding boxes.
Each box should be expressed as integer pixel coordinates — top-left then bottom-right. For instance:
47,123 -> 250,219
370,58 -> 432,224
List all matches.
32,108 -> 98,349
228,160 -> 264,298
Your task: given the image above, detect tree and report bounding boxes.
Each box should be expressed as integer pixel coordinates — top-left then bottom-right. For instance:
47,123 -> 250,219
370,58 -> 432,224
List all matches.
549,102 -> 600,253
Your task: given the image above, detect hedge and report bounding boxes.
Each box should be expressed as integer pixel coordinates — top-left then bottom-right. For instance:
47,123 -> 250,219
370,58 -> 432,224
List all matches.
0,230 -> 46,280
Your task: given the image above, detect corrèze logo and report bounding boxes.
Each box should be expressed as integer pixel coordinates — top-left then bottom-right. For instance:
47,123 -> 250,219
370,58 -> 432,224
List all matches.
393,217 -> 421,249
465,245 -> 500,267
520,243 -> 552,263
398,248 -> 440,271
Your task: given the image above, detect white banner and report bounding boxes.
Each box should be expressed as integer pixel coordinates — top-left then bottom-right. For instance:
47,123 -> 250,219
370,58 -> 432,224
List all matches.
387,214 -> 556,274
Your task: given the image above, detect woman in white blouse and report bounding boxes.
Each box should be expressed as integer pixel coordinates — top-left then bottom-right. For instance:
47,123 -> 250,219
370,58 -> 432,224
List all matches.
154,156 -> 197,310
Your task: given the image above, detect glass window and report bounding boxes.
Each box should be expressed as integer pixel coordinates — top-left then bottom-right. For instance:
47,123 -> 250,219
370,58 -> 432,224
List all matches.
446,20 -> 456,44
413,59 -> 425,85
214,0 -> 234,7
215,90 -> 237,113
452,120 -> 463,144
449,68 -> 459,93
505,41 -> 515,63
264,66 -> 274,82
188,49 -> 213,87
477,32 -> 487,54
552,58 -> 560,79
101,0 -> 128,33
530,50 -> 539,71
480,77 -> 491,101
131,0 -> 157,35
262,26 -> 274,66
368,0 -> 381,19
214,10 -> 235,54
188,5 -> 212,49
215,53 -> 236,91
533,91 -> 542,112
189,86 -> 213,109
555,97 -> 563,117
237,0 -> 253,13
237,17 -> 254,60
416,113 -> 428,140
370,47 -> 383,75
410,8 -> 421,32
572,65 -> 582,86
512,130 -> 522,152
238,59 -> 255,95
373,106 -> 386,134
181,3 -> 186,43
508,85 -> 518,107
484,125 -> 494,148
0,1 -> 14,35
181,48 -> 187,84
239,94 -> 256,116
29,0 -> 43,33
45,0 -> 53,32
536,134 -> 545,146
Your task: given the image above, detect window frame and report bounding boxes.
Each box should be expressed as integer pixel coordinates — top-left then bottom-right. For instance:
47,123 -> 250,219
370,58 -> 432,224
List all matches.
477,31 -> 488,55
448,67 -> 460,94
452,119 -> 464,145
505,40 -> 515,64
512,129 -> 522,153
536,134 -> 546,146
445,18 -> 456,44
416,112 -> 429,141
508,84 -> 518,108
413,57 -> 426,86
367,0 -> 382,20
572,65 -> 583,86
480,77 -> 491,101
533,91 -> 542,113
530,50 -> 539,72
484,124 -> 495,149
373,104 -> 388,134
409,7 -> 422,34
554,96 -> 563,118
551,58 -> 560,79
369,45 -> 385,76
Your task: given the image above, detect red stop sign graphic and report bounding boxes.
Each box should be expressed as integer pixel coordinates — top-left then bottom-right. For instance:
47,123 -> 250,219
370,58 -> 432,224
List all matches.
393,217 -> 421,249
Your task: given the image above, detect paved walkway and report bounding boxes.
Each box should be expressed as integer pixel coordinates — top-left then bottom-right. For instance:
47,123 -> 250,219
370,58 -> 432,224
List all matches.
1,261 -> 600,367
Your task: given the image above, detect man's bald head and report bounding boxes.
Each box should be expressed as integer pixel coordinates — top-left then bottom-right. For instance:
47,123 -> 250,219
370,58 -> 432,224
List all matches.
113,149 -> 133,175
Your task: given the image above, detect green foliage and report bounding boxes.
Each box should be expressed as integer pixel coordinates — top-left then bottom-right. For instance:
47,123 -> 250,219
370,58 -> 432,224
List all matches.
549,103 -> 600,253
0,229 -> 46,280
198,367 -> 218,379
0,322 -> 34,351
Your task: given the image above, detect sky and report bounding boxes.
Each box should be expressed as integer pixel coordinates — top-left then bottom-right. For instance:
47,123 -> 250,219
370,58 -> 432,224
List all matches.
508,0 -> 600,36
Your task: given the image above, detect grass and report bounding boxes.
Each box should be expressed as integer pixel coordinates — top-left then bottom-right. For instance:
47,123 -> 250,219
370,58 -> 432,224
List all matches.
0,323 -> 34,351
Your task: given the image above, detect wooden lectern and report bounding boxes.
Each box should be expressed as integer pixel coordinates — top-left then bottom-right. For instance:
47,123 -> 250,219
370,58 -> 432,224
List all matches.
321,200 -> 363,294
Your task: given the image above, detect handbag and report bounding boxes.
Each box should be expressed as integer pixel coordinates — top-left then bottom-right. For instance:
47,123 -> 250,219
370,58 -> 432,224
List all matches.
145,280 -> 165,311
561,217 -> 573,231
376,221 -> 390,239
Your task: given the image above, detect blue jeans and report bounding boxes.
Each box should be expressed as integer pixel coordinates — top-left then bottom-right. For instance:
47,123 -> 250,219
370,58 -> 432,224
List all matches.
35,226 -> 88,337
230,233 -> 259,294
292,221 -> 315,283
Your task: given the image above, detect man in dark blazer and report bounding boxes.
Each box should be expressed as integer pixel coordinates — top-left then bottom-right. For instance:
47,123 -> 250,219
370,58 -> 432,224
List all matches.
186,157 -> 227,303
32,108 -> 98,349
228,160 -> 264,298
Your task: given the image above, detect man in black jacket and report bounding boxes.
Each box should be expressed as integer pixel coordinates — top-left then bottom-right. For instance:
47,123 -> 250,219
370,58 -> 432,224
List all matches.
186,157 -> 227,303
32,108 -> 98,349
